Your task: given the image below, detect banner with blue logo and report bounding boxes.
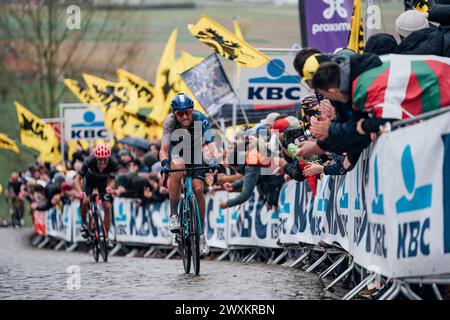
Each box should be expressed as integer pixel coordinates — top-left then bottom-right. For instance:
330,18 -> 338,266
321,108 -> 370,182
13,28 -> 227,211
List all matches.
113,198 -> 172,245
228,190 -> 280,248
313,171 -> 358,252
46,204 -> 72,242
354,112 -> 450,277
63,105 -> 112,141
278,180 -> 318,246
204,191 -> 228,249
239,55 -> 309,106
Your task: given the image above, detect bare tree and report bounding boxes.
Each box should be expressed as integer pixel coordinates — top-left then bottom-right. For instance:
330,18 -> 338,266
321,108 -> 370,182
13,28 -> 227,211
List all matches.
0,0 -> 143,117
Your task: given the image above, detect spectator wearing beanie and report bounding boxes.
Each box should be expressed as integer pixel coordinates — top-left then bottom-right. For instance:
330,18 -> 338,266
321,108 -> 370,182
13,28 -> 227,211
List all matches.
395,9 -> 429,39
365,33 -> 399,55
395,9 -> 450,56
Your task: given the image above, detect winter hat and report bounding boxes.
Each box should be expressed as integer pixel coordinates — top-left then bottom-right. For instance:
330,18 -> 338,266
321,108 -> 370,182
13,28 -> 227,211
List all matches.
271,119 -> 291,134
365,33 -> 399,55
395,10 -> 429,39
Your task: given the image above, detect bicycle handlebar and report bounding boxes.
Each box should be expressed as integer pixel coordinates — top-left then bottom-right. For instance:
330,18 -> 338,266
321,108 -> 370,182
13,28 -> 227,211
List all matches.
163,166 -> 214,188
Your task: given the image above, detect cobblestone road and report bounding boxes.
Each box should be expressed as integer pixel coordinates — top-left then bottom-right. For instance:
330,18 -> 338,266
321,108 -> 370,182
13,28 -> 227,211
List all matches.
0,228 -> 324,300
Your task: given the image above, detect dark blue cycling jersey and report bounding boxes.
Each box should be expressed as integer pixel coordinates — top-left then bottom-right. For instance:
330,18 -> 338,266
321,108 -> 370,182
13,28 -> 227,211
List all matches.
161,111 -> 214,147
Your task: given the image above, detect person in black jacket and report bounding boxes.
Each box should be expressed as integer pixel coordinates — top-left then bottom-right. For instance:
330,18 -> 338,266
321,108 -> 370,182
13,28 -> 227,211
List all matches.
395,8 -> 450,57
295,54 -> 383,163
365,33 -> 399,55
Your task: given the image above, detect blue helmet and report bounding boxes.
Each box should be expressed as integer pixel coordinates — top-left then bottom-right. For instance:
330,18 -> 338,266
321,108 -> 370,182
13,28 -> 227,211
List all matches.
171,93 -> 194,112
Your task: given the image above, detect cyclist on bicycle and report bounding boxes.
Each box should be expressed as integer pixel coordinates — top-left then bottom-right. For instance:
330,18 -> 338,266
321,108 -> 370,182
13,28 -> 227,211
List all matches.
74,144 -> 118,242
6,172 -> 25,226
160,93 -> 219,255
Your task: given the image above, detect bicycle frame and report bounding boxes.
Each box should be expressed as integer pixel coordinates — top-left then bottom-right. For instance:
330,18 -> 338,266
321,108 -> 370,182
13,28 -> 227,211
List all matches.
181,175 -> 203,237
164,166 -> 209,237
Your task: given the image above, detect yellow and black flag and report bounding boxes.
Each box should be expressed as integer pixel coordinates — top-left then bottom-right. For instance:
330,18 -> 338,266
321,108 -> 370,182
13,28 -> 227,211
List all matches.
347,0 -> 365,54
232,18 -> 244,80
411,0 -> 432,12
64,79 -> 96,104
0,133 -> 19,154
83,74 -> 140,116
117,68 -> 157,121
188,15 -> 270,68
150,29 -> 180,125
83,74 -> 152,139
15,101 -> 57,154
39,137 -> 61,164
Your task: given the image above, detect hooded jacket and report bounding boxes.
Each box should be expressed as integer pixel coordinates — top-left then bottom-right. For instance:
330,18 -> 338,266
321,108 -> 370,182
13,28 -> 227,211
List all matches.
316,54 -> 382,154
396,26 -> 450,57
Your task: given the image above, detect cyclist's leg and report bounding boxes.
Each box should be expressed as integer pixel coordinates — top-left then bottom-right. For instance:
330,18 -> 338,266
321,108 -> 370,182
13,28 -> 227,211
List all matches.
80,197 -> 90,224
169,157 -> 185,219
100,195 -> 111,236
80,183 -> 92,228
192,178 -> 206,227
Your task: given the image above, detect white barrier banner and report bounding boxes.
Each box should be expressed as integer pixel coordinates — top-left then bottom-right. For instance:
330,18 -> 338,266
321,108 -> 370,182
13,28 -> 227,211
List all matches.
228,191 -> 257,247
278,180 -> 318,246
253,188 -> 280,248
314,173 -> 355,252
204,191 -> 228,249
46,204 -> 72,242
113,198 -> 171,245
228,189 -> 280,248
353,112 -> 450,277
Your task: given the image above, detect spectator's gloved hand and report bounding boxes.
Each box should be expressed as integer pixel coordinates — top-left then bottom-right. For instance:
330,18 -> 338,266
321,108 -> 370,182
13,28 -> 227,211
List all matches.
160,159 -> 170,175
208,159 -> 218,173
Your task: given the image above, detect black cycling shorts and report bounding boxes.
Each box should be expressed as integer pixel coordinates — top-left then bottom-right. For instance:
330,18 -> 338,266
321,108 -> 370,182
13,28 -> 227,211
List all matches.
83,181 -> 111,202
168,144 -> 206,182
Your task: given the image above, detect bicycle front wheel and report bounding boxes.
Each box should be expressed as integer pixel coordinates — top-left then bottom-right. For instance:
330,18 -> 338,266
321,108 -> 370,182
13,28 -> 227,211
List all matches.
189,196 -> 200,276
90,213 -> 99,263
180,199 -> 191,274
97,210 -> 108,263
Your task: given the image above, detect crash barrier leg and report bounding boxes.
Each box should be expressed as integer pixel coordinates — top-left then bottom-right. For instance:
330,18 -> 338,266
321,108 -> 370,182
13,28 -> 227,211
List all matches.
125,248 -> 139,258
31,235 -> 43,247
401,283 -> 423,300
305,251 -> 329,273
324,261 -> 355,291
65,243 -> 78,252
400,275 -> 450,300
271,248 -> 289,265
290,248 -> 311,268
243,248 -> 259,263
431,284 -> 444,300
165,247 -> 179,260
378,279 -> 397,300
342,272 -> 377,300
54,240 -> 66,251
217,249 -> 231,261
37,236 -> 50,249
143,247 -> 156,258
319,253 -> 347,279
109,243 -> 123,256
386,281 -> 403,300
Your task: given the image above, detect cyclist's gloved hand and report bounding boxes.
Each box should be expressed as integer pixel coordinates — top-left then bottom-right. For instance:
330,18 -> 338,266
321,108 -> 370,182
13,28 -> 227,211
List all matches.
160,159 -> 171,175
77,191 -> 86,200
208,159 -> 218,173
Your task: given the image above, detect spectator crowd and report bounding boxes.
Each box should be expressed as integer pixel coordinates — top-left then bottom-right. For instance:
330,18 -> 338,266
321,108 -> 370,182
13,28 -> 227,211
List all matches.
3,2 -> 450,229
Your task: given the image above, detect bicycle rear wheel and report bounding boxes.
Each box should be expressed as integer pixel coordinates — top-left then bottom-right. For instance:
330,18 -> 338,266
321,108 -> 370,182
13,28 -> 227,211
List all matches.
189,196 -> 200,276
97,210 -> 108,263
180,200 -> 192,274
